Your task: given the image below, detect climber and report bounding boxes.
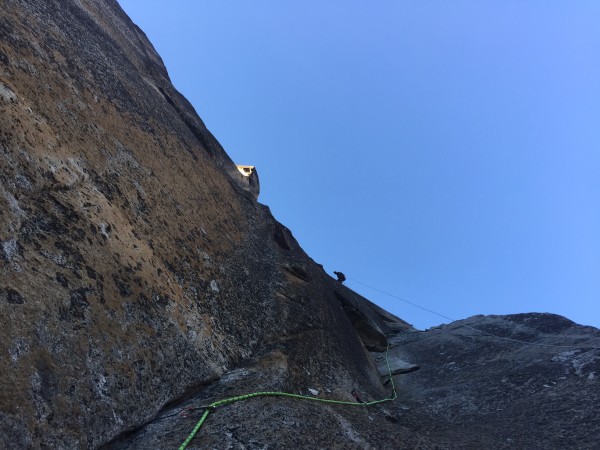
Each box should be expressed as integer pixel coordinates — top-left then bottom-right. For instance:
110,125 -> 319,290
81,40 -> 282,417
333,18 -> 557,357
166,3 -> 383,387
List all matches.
333,271 -> 346,283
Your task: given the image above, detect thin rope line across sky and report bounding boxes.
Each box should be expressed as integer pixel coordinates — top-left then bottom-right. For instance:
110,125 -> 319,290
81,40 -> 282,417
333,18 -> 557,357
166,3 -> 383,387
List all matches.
347,276 -> 600,350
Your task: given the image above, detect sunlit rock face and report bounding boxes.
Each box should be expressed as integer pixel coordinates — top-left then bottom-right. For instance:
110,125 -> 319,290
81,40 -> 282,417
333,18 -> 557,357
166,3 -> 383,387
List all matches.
2,2 -> 599,449
235,165 -> 260,199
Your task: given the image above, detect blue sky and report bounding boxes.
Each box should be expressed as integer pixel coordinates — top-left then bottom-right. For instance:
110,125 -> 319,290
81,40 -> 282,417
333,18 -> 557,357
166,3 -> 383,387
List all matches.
118,1 -> 600,330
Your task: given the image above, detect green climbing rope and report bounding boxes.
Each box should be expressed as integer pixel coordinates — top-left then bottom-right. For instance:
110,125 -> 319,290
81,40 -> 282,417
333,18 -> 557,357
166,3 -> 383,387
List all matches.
178,342 -> 397,450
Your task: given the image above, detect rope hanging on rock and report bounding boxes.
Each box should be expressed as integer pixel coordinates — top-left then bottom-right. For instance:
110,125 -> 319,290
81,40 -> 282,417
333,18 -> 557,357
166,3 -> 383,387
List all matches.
178,342 -> 397,450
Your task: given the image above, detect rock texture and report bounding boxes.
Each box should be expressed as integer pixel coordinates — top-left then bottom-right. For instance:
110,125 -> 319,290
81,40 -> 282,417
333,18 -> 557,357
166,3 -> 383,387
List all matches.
1,1 -> 599,449
391,314 -> 600,449
0,0 -> 389,446
102,313 -> 600,449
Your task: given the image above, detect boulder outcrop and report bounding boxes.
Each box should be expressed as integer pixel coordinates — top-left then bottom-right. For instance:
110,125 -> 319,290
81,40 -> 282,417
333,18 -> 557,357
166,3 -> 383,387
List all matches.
1,1 -> 599,449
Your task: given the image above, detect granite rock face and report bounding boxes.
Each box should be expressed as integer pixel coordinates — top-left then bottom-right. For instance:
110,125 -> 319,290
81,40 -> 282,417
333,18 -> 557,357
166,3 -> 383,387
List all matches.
391,313 -> 600,449
1,1 -> 599,449
0,1 -> 402,447
104,313 -> 600,449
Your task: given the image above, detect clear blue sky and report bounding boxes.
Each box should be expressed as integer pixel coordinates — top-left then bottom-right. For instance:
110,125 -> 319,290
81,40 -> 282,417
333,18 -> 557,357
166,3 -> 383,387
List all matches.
118,1 -> 600,330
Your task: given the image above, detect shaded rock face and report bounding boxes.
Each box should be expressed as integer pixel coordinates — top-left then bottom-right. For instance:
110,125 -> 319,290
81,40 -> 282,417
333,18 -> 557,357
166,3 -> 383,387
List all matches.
1,1 -> 398,447
104,313 -> 600,449
2,2 -> 599,450
334,284 -> 414,352
392,313 -> 600,449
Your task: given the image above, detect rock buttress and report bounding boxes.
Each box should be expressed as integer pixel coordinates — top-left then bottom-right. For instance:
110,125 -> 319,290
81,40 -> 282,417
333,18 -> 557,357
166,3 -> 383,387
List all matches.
0,1 -> 391,447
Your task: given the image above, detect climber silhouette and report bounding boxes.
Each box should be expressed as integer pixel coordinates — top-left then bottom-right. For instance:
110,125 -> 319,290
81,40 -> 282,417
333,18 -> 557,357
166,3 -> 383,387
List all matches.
333,271 -> 346,283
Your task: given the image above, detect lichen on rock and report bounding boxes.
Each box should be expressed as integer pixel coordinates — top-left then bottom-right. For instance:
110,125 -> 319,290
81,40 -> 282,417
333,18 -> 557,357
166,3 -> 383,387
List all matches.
1,1 -> 599,449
